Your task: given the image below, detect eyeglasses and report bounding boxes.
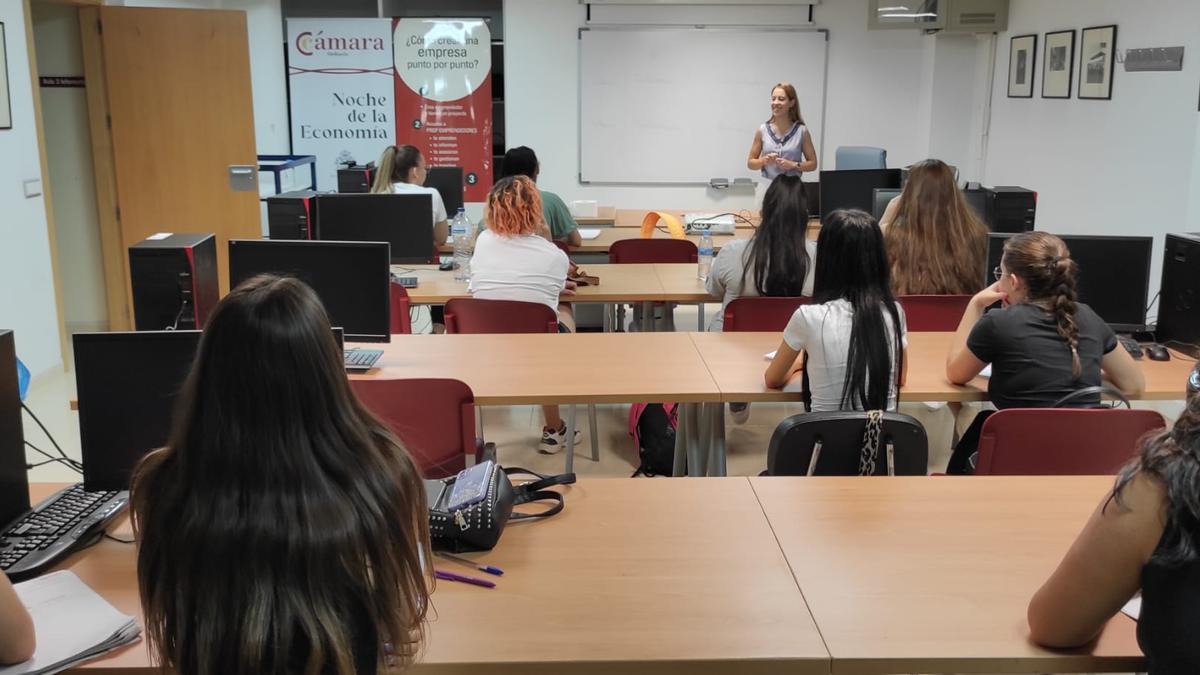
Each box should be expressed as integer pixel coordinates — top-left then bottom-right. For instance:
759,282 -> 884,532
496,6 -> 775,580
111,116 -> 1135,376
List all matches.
992,266 -> 1004,281
1189,368 -> 1200,395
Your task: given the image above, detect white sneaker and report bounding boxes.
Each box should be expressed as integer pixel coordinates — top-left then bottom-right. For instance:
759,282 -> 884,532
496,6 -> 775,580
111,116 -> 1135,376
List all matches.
538,424 -> 581,454
729,402 -> 751,425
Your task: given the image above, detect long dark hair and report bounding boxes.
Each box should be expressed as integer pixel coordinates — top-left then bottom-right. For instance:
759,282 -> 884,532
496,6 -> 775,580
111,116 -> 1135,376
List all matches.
1002,232 -> 1082,377
131,274 -> 431,675
371,144 -> 423,191
812,209 -> 905,410
742,174 -> 810,297
1111,364 -> 1200,565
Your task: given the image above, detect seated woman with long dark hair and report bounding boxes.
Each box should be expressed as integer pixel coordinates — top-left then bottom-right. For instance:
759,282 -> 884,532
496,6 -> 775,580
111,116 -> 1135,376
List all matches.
131,274 -> 431,675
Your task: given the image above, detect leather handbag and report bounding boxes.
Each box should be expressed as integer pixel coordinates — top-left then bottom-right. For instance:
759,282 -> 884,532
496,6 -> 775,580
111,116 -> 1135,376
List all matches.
426,462 -> 576,552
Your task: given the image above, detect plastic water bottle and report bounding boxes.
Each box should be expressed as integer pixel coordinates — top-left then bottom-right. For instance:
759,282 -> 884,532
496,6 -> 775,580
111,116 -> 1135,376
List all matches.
452,208 -> 472,282
697,231 -> 714,281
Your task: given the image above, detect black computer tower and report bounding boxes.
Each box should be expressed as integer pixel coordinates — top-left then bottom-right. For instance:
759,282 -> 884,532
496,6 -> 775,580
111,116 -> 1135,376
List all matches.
129,234 -> 219,331
1157,233 -> 1200,356
267,190 -> 318,240
0,330 -> 29,528
985,186 -> 1037,233
337,166 -> 374,193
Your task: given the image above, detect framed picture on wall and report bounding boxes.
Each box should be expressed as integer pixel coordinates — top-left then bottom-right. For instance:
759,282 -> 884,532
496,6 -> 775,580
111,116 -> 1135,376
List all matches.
1007,34 -> 1037,98
0,23 -> 11,130
1041,30 -> 1075,99
1079,24 -> 1117,100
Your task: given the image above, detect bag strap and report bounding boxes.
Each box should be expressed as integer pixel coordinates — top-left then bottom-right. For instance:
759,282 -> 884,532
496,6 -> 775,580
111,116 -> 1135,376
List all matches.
502,467 -> 576,520
858,410 -> 884,476
508,490 -> 567,521
1050,385 -> 1131,409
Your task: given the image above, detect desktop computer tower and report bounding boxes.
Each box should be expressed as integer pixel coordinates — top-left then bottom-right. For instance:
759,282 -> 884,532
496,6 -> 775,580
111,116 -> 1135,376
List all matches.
1157,233 -> 1200,356
985,186 -> 1037,233
129,233 -> 219,331
337,166 -> 374,193
267,190 -> 318,240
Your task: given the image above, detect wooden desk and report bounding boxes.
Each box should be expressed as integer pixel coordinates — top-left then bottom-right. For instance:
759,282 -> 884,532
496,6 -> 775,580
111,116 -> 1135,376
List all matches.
574,205 -> 616,226
751,475 -> 1144,674
690,331 -> 1194,403
396,263 -> 680,305
39,480 -> 829,675
436,228 -> 751,256
611,208 -> 761,228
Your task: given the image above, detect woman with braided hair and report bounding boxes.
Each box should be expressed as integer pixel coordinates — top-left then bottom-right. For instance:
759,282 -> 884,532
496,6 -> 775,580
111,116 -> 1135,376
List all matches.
943,231 -> 1144,474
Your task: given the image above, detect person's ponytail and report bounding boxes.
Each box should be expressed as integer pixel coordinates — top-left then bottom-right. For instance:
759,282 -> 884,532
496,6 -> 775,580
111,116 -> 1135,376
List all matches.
370,145 -> 398,194
1049,257 -> 1082,378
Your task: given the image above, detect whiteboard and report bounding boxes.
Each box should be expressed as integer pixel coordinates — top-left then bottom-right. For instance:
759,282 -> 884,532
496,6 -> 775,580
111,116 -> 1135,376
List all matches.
579,27 -> 827,184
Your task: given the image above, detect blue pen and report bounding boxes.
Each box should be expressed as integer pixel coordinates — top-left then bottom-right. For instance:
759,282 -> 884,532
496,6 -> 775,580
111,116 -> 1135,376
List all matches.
436,551 -> 504,576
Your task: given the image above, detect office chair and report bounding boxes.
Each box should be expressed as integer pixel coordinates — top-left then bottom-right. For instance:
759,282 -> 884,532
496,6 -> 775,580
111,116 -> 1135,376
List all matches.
835,146 -> 887,170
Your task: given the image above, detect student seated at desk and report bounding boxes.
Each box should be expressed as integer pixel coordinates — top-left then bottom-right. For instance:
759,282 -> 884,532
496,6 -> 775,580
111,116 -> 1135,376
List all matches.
0,571 -> 35,664
1029,365 -> 1200,674
496,146 -> 581,247
880,159 -> 987,295
765,209 -> 907,411
945,231 -> 1144,473
469,175 -> 578,454
371,144 -> 450,246
130,275 -> 431,675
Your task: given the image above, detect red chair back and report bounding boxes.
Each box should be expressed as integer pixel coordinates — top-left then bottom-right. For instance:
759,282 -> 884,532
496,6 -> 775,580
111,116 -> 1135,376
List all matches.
350,378 -> 476,478
897,294 -> 972,332
609,238 -> 698,264
390,281 -> 412,334
724,296 -> 811,332
552,239 -> 571,255
975,408 -> 1165,475
444,298 -> 558,334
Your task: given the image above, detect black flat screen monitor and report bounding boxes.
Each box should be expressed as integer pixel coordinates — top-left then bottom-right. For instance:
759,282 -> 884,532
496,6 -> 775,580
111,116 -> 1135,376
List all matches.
228,239 -> 391,343
425,167 -> 465,215
872,188 -> 901,222
985,233 -> 1153,332
314,193 -> 435,264
0,331 -> 28,527
74,330 -> 201,492
819,169 -> 903,222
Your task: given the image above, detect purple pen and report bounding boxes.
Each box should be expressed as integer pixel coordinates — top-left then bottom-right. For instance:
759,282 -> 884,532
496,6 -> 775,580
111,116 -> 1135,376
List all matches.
436,569 -> 496,589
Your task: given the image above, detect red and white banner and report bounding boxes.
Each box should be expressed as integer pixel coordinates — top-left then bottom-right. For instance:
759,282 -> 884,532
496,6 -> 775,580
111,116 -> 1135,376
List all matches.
392,19 -> 493,202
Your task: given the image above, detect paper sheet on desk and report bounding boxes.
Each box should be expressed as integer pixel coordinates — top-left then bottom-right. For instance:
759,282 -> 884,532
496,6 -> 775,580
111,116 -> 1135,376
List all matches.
1122,595 -> 1141,621
578,228 -> 602,240
2,571 -> 141,675
980,365 -> 992,378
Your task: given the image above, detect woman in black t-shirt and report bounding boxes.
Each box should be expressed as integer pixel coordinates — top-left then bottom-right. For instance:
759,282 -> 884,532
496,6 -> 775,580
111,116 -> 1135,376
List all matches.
944,231 -> 1144,473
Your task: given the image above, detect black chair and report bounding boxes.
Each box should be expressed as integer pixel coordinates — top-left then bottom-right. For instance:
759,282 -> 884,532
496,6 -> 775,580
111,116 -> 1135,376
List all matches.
766,411 -> 929,476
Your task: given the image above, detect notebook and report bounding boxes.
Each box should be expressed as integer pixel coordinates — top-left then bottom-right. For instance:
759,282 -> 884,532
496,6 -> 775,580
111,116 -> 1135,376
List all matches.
578,228 -> 602,240
1,571 -> 141,675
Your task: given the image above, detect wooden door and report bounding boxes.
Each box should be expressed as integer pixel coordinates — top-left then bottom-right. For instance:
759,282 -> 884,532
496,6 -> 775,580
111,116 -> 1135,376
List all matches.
81,6 -> 259,326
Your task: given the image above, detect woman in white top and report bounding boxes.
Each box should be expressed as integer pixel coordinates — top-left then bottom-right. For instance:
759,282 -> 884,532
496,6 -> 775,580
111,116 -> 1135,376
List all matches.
371,145 -> 449,246
469,175 -> 578,454
746,82 -> 818,179
765,209 -> 907,412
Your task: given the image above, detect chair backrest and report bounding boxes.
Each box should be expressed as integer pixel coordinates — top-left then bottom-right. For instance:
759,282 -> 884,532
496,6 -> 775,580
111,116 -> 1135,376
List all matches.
767,411 -> 928,476
897,294 -> 972,332
975,408 -> 1165,476
835,146 -> 887,170
390,281 -> 412,334
609,238 -> 698,264
350,378 -> 475,479
552,239 -> 571,255
872,187 -> 901,221
444,298 -> 558,334
724,296 -> 811,332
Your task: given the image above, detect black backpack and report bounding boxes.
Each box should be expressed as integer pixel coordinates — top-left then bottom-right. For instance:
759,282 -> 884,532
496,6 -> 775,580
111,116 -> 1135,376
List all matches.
631,403 -> 678,477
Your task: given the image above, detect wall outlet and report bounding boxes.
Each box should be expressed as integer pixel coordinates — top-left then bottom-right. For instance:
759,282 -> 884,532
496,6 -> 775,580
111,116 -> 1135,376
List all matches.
23,179 -> 43,198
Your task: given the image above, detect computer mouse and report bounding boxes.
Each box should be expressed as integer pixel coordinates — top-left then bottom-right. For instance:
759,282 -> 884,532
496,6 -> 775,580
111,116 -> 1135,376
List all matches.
1146,345 -> 1171,362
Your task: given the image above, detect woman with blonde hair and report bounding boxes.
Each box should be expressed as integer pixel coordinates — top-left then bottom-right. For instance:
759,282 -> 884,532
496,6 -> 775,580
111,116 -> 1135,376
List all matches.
881,158 -> 988,295
746,82 -> 818,179
371,144 -> 449,246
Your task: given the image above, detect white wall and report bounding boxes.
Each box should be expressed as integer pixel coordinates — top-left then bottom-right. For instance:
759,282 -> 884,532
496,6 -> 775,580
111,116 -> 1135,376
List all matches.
983,0 -> 1200,298
0,1 -> 63,376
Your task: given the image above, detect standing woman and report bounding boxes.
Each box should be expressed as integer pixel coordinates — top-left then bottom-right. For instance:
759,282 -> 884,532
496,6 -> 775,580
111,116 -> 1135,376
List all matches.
371,144 -> 450,246
747,82 -> 818,179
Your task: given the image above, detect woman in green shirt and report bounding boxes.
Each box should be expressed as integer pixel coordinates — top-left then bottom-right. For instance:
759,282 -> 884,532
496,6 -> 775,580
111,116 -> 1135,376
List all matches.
498,146 -> 582,246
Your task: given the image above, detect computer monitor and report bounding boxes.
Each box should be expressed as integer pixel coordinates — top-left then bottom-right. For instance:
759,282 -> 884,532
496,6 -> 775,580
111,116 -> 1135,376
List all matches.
818,169 -> 903,222
314,193 -> 436,264
962,187 -> 989,224
985,233 -> 1153,332
1157,233 -> 1200,355
0,331 -> 29,528
228,239 -> 391,343
872,188 -> 901,222
74,330 -> 202,492
425,167 -> 465,215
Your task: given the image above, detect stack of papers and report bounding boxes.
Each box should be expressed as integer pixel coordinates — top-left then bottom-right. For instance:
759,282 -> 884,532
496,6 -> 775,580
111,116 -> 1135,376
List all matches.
1,571 -> 141,675
577,228 -> 602,240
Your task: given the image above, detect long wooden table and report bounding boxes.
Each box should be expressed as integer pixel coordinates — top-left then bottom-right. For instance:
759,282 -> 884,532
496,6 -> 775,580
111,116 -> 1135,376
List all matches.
41,476 -> 1145,674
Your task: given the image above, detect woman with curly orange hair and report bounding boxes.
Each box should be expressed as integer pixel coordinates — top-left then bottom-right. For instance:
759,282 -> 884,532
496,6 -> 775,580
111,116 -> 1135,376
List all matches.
469,175 -> 577,453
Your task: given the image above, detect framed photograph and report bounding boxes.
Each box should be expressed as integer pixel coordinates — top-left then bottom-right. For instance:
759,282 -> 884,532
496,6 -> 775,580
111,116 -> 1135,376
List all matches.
0,23 -> 11,130
1007,34 -> 1037,98
1079,24 -> 1117,100
1041,29 -> 1075,99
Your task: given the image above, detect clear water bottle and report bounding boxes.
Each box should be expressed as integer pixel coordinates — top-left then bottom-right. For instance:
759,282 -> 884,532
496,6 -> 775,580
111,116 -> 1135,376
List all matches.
697,231 -> 714,281
451,207 -> 473,282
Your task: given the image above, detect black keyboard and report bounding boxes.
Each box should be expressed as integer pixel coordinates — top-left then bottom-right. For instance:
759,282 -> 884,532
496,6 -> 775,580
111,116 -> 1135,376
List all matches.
1119,336 -> 1144,360
344,348 -> 383,372
1,484 -> 128,581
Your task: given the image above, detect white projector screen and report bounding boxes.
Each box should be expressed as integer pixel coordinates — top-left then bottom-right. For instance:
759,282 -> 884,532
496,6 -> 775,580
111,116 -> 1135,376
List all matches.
579,27 -> 827,185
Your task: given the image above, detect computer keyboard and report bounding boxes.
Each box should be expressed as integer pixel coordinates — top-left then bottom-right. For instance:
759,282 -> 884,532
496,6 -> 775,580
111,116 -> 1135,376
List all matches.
1119,336 -> 1144,360
344,348 -> 383,371
1,483 -> 128,581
